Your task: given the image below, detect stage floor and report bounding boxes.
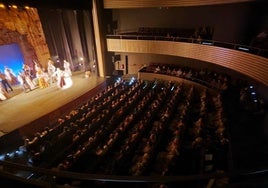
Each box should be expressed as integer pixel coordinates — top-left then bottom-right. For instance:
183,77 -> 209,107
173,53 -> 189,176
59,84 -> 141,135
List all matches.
0,72 -> 106,137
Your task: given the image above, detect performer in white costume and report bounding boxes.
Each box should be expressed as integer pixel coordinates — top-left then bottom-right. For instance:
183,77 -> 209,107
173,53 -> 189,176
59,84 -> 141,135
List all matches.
47,59 -> 56,84
63,60 -> 72,76
62,69 -> 73,89
54,67 -> 73,89
0,85 -> 9,100
17,71 -> 33,92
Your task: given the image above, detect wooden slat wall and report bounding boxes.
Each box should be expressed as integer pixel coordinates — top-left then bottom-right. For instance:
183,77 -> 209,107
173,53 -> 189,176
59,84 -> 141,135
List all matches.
103,0 -> 255,9
107,38 -> 268,86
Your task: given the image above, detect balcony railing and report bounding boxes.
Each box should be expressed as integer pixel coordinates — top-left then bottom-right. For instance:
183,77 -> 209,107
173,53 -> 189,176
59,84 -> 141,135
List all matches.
1,160 -> 268,187
106,34 -> 268,58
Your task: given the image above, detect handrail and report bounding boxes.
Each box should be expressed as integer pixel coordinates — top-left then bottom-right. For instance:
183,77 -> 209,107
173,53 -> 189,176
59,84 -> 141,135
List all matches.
1,160 -> 268,186
0,160 -> 227,183
106,34 -> 268,58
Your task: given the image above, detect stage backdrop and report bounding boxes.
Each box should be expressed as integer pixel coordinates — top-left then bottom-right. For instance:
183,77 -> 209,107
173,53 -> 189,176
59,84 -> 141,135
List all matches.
0,43 -> 24,76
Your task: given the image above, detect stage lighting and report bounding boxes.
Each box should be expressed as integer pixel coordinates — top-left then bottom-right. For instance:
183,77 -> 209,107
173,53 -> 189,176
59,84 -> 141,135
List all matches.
238,46 -> 249,51
142,83 -> 147,89
0,3 -> 5,8
11,5 -> 18,9
0,155 -> 5,161
116,77 -> 121,83
15,150 -> 23,156
5,153 -> 10,159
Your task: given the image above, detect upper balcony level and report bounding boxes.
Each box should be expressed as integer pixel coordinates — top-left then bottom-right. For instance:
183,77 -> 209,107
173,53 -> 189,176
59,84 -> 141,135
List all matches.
103,0 -> 256,9
106,34 -> 268,87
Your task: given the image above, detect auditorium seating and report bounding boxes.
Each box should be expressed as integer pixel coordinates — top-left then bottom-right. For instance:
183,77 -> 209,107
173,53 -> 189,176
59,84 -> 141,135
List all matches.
119,26 -> 214,41
1,62 -> 266,187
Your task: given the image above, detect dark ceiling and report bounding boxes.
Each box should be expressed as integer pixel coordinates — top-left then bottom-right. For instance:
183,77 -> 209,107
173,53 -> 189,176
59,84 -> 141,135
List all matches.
1,0 -> 92,10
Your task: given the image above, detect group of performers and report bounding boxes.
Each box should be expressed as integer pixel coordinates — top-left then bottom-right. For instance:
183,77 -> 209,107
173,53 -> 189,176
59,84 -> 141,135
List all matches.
0,58 -> 73,101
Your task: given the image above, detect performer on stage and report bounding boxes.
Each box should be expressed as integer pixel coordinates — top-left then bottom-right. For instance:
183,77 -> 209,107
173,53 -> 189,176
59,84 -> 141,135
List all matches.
0,70 -> 13,93
23,63 -> 33,80
55,68 -> 65,89
47,58 -> 56,84
62,67 -> 73,89
4,66 -> 18,85
63,60 -> 72,76
18,71 -> 32,92
54,67 -> 73,89
35,62 -> 49,89
0,84 -> 9,100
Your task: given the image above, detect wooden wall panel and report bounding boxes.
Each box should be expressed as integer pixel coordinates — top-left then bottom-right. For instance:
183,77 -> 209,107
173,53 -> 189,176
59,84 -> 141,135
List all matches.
107,38 -> 268,86
104,0 -> 254,9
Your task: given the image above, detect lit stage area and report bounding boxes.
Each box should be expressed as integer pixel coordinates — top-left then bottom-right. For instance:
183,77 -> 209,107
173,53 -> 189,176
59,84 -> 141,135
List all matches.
0,72 -> 106,138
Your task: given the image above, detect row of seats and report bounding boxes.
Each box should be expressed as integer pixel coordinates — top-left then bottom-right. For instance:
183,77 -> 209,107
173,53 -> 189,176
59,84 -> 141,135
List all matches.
137,27 -> 195,38
120,26 -> 213,40
141,63 -> 230,91
140,63 -> 265,113
13,77 -> 229,180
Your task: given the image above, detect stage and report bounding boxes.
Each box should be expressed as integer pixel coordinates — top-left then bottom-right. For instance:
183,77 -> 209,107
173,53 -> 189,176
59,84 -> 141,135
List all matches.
0,72 -> 106,138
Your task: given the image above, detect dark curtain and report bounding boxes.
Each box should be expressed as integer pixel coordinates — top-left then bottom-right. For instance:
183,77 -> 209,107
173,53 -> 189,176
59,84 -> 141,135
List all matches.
38,7 -> 95,71
61,11 -> 75,63
77,11 -> 88,62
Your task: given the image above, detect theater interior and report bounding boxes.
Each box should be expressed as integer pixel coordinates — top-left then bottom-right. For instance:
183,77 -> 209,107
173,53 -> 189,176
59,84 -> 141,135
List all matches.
0,0 -> 268,187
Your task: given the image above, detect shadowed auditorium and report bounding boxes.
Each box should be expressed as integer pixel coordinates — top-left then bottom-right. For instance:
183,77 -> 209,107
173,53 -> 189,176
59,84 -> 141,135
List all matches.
0,0 -> 268,187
